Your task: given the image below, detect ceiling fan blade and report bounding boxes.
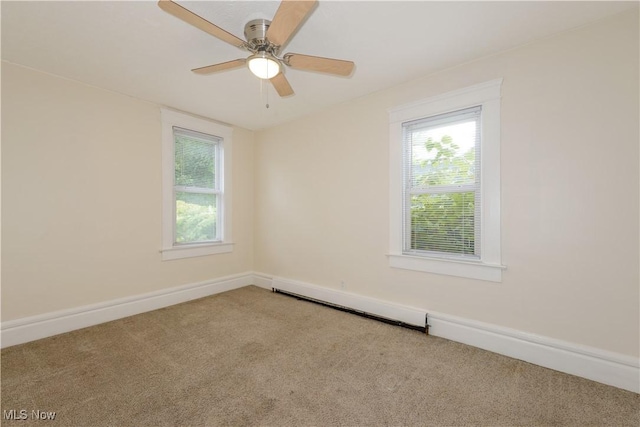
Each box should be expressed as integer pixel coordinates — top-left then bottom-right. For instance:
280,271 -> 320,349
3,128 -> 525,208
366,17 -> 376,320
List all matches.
192,59 -> 247,75
158,0 -> 245,48
285,53 -> 354,76
266,0 -> 317,47
270,73 -> 294,97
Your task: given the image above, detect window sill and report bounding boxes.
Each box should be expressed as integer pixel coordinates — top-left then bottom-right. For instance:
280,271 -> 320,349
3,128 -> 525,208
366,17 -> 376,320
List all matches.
161,242 -> 234,261
387,253 -> 505,282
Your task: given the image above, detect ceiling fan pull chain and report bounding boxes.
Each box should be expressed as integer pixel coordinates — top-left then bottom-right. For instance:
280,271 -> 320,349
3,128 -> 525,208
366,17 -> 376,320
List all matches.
259,77 -> 269,109
266,80 -> 270,109
258,77 -> 270,110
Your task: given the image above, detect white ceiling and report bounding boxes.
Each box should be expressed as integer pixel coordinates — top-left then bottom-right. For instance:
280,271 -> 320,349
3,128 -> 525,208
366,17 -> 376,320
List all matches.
2,1 -> 636,130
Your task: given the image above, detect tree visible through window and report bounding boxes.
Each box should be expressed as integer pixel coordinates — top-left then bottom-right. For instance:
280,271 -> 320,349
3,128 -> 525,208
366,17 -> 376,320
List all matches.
403,106 -> 481,258
173,127 -> 220,244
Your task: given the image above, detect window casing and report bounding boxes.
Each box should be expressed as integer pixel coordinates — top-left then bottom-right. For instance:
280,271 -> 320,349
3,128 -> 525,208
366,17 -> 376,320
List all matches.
161,109 -> 233,260
388,79 -> 504,281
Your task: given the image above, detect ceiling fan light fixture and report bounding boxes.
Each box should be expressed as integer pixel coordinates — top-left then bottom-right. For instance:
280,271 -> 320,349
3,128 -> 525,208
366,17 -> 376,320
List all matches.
247,52 -> 280,79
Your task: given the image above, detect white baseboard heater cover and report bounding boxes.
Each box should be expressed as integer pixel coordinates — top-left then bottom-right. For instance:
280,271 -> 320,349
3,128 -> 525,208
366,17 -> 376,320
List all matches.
270,277 -> 427,333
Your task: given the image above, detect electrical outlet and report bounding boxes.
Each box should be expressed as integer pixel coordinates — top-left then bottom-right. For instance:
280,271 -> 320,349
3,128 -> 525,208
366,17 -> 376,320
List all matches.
340,280 -> 346,290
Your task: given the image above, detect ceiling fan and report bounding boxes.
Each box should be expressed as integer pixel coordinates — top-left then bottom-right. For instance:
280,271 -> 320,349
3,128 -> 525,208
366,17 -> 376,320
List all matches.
158,0 -> 355,97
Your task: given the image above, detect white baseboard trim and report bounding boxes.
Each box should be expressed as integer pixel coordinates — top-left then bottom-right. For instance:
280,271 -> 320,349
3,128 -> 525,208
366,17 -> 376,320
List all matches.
427,312 -> 640,393
1,272 -> 254,349
261,273 -> 640,393
252,271 -> 274,290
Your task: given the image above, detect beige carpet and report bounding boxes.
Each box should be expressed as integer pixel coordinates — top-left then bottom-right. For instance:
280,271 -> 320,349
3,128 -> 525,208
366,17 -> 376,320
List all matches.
1,286 -> 638,426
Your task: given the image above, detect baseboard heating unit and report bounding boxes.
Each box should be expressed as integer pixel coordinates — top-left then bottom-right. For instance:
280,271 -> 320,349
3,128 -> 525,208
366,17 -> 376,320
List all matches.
272,288 -> 428,334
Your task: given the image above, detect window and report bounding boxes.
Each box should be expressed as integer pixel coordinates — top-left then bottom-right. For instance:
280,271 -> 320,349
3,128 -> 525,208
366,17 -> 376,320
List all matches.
404,106 -> 481,259
161,109 -> 233,260
388,80 -> 504,281
174,128 -> 221,244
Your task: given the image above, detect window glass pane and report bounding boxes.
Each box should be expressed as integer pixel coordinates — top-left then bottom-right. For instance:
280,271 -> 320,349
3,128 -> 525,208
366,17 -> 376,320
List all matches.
174,130 -> 216,189
410,192 -> 475,255
175,192 -> 217,243
409,119 -> 477,188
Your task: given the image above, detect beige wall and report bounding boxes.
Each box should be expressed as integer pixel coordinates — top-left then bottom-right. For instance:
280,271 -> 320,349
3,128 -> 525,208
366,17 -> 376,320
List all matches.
254,11 -> 639,357
1,63 -> 254,320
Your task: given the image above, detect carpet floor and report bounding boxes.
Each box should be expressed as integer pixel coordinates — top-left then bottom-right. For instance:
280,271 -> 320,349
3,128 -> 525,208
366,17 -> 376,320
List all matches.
1,285 -> 639,426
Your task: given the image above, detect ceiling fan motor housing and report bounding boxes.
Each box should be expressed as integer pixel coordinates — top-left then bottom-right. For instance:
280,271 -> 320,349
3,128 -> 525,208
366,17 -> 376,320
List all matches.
244,19 -> 273,52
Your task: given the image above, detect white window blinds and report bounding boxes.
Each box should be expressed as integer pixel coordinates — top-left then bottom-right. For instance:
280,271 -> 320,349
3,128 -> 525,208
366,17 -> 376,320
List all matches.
402,106 -> 481,259
173,127 -> 221,245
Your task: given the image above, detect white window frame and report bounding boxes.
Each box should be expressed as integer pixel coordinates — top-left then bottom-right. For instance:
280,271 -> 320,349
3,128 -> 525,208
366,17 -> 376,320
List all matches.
160,108 -> 233,260
388,79 -> 505,282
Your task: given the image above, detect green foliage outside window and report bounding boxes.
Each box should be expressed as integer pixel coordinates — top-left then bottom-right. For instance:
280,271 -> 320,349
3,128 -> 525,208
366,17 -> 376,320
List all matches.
174,133 -> 218,243
175,136 -> 216,189
176,193 -> 216,243
410,135 -> 476,255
